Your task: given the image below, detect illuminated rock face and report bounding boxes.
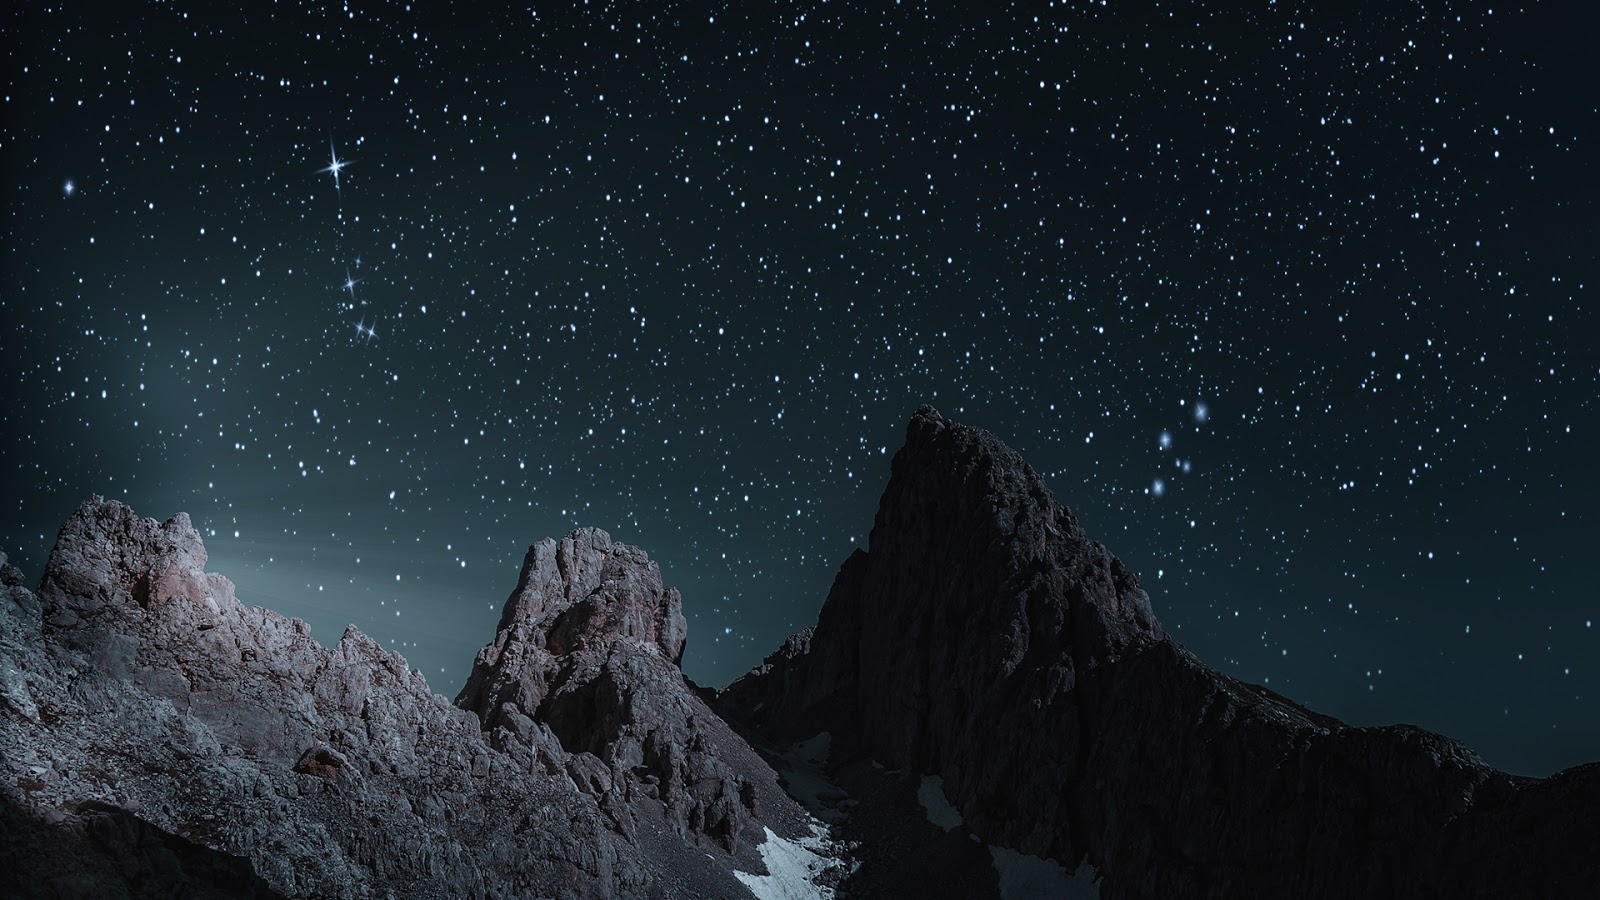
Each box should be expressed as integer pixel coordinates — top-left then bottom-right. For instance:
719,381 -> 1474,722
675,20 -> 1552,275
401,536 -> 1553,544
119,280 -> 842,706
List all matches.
721,406 -> 1600,900
456,526 -> 806,856
0,500 -> 817,899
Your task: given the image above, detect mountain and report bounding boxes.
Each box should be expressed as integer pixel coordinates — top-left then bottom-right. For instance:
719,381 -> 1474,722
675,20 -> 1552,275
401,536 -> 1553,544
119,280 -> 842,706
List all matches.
0,503 -> 835,898
3,406 -> 1596,898
716,405 -> 1600,898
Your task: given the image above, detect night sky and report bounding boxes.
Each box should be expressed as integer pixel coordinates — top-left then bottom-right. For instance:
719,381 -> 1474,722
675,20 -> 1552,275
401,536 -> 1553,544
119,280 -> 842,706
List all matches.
4,1 -> 1595,777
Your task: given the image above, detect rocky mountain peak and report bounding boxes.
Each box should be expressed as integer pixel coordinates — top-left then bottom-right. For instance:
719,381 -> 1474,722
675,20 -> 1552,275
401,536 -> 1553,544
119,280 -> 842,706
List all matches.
454,527 -> 802,857
721,404 -> 1165,752
35,495 -> 213,629
892,404 -> 1164,651
467,527 -> 686,691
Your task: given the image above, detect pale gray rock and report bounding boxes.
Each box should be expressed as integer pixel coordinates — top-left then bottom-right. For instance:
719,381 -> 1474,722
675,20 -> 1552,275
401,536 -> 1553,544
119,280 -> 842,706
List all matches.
456,528 -> 814,857
1,498 -> 813,898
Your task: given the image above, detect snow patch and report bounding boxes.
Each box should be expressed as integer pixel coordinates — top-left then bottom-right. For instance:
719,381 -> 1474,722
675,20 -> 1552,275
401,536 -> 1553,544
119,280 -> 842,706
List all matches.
989,846 -> 1100,899
735,825 -> 838,900
917,775 -> 962,830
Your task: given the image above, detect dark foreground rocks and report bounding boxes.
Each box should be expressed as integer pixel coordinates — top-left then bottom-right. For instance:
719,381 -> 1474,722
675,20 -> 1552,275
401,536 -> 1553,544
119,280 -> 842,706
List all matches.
719,405 -> 1600,899
0,507 -> 829,899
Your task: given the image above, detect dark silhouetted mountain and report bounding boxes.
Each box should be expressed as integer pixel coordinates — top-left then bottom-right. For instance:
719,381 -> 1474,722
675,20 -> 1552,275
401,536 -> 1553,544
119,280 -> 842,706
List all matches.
718,405 -> 1600,899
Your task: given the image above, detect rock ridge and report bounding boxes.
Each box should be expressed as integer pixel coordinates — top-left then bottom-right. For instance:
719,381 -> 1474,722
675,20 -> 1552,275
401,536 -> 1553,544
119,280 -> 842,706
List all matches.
1,498 -> 825,898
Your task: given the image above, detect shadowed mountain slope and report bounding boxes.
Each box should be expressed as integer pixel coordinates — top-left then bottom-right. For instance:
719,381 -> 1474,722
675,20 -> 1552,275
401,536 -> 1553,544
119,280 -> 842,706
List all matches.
719,405 -> 1600,899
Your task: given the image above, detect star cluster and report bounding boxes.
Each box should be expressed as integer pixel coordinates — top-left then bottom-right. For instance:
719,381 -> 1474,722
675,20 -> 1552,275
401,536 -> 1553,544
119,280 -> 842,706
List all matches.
3,1 -> 1594,775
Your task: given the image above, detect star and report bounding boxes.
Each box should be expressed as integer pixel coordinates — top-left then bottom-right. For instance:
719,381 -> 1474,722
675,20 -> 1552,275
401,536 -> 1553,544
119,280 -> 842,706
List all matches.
320,140 -> 352,193
342,268 -> 361,307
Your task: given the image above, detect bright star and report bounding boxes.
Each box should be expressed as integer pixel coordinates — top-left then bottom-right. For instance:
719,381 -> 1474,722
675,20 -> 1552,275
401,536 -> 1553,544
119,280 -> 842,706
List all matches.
354,317 -> 378,342
342,268 -> 360,306
64,179 -> 76,197
320,140 -> 351,192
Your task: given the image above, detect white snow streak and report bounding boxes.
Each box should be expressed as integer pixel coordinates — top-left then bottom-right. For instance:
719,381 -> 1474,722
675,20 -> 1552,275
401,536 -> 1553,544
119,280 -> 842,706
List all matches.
735,825 -> 837,900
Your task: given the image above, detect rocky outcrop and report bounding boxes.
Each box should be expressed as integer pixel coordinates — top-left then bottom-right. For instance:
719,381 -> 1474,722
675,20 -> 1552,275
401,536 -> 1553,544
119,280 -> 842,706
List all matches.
455,528 -> 811,855
0,502 -> 824,899
721,405 -> 1600,899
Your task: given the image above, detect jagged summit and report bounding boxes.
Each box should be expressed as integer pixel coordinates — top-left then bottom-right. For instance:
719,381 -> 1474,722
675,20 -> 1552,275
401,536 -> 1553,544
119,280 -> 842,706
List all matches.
721,403 -> 1165,749
894,404 -> 1164,651
455,526 -> 810,855
457,527 -> 687,722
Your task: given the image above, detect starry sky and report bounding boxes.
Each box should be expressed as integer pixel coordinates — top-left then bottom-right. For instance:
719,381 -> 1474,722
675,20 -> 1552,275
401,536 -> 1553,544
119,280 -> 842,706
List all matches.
4,1 -> 1595,776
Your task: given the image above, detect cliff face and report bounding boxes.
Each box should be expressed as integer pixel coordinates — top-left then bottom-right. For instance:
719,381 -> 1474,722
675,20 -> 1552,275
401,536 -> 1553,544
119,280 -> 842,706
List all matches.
720,405 -> 1600,899
0,500 -> 827,899
454,528 -> 809,855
